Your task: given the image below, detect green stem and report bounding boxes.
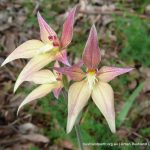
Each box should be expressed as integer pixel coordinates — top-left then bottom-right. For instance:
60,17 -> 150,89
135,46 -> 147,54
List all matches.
75,124 -> 84,150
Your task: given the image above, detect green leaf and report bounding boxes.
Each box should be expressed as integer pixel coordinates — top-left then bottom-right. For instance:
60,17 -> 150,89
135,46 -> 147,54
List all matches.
117,82 -> 145,127
30,146 -> 40,150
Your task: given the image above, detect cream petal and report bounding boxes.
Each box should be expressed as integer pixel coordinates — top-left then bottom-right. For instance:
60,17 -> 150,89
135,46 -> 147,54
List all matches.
91,81 -> 116,133
14,53 -> 55,92
67,80 -> 91,133
98,66 -> 134,82
1,40 -> 45,66
36,43 -> 54,54
17,83 -> 57,115
26,70 -> 56,84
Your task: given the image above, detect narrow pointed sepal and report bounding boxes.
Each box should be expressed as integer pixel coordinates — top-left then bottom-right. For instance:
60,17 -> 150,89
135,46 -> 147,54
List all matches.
60,6 -> 76,48
17,83 -> 57,115
82,25 -> 101,70
92,81 -> 116,133
55,50 -> 70,66
1,40 -> 45,66
26,70 -> 56,84
37,12 -> 58,43
54,65 -> 85,81
67,80 -> 91,133
98,66 -> 134,82
14,53 -> 55,92
53,87 -> 62,99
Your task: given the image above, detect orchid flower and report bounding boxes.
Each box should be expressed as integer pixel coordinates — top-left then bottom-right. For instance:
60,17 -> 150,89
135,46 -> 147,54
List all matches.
1,6 -> 76,92
55,25 -> 134,133
17,61 -> 63,115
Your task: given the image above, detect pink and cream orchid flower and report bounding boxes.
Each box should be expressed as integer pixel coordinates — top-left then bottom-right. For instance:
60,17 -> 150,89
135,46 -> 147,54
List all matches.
1,6 -> 76,92
17,62 -> 63,115
55,25 -> 134,133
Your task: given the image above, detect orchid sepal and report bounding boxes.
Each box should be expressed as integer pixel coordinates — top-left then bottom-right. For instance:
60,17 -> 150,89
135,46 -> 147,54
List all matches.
98,66 -> 134,82
1,40 -> 45,66
92,81 -> 116,133
17,67 -> 63,114
14,53 -> 55,92
55,50 -> 70,66
54,65 -> 85,81
52,87 -> 63,99
67,80 -> 91,133
17,82 -> 59,115
82,24 -> 101,70
60,6 -> 77,49
37,11 -> 59,44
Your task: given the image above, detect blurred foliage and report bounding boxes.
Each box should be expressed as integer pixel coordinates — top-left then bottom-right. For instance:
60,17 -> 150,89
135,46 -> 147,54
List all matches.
140,127 -> 150,138
117,82 -> 144,127
114,16 -> 150,67
30,146 -> 40,150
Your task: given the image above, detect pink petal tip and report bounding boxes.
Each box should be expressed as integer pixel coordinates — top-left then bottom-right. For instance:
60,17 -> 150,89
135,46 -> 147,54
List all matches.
82,25 -> 101,70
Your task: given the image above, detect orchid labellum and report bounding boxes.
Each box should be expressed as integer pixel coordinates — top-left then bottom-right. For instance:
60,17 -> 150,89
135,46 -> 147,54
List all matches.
55,25 -> 134,133
1,6 -> 76,92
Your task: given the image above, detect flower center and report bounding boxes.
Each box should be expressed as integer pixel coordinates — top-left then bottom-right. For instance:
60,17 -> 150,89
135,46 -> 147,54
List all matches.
48,35 -> 60,47
86,70 -> 98,89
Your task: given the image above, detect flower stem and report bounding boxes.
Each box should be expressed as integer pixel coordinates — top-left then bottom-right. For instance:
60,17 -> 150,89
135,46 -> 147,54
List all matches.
75,124 -> 84,150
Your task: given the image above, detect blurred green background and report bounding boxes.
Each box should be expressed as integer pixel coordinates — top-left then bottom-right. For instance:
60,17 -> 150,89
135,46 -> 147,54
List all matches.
0,0 -> 150,150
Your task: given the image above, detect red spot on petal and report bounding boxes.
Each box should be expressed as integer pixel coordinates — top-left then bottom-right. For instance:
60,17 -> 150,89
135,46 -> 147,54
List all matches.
48,35 -> 53,40
53,42 -> 59,47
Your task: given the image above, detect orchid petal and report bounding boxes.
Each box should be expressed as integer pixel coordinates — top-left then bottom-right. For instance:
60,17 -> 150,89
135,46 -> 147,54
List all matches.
54,65 -> 85,81
17,83 -> 57,115
14,53 -> 55,92
67,80 -> 91,133
92,81 -> 115,133
37,12 -> 58,43
98,66 -> 134,82
55,49 -> 70,66
82,25 -> 101,70
60,6 -> 76,48
26,70 -> 56,84
1,40 -> 45,66
53,87 -> 62,99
